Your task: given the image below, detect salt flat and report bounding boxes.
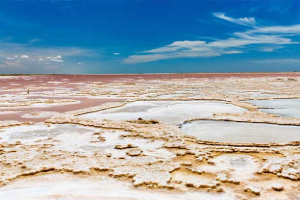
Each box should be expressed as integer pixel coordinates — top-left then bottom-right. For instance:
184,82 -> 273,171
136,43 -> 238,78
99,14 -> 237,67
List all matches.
1,73 -> 300,200
248,99 -> 300,118
81,100 -> 247,125
182,120 -> 300,143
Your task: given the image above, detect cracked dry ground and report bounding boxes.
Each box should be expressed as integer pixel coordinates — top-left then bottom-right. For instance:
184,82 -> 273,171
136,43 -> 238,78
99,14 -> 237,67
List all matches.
1,74 -> 300,200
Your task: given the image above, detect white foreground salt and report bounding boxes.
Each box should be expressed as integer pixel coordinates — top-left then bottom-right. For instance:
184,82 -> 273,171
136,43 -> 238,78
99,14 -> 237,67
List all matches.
81,101 -> 247,125
0,174 -> 236,200
247,99 -> 300,118
181,120 -> 300,143
0,124 -> 167,158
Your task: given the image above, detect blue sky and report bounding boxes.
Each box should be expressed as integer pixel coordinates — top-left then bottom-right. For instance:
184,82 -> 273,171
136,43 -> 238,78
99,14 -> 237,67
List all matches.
1,0 -> 300,74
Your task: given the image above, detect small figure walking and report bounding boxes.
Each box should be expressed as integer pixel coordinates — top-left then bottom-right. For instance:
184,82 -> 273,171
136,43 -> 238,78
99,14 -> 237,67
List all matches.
27,89 -> 30,94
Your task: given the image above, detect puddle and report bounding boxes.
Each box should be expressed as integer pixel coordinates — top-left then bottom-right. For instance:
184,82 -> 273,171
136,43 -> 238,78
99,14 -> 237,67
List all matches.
181,120 -> 300,143
80,101 -> 247,125
247,99 -> 300,118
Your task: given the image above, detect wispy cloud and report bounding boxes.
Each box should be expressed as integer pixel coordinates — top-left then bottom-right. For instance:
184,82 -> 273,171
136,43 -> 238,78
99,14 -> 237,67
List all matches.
248,24 -> 300,34
259,46 -> 283,52
124,13 -> 300,64
213,12 -> 256,27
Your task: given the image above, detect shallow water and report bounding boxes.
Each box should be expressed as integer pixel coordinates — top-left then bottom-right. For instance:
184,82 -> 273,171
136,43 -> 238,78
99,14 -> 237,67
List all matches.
181,120 -> 300,143
81,101 -> 247,125
247,99 -> 300,118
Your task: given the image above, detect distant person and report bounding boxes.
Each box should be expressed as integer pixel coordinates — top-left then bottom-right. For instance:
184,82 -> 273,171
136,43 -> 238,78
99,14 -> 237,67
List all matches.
27,89 -> 30,94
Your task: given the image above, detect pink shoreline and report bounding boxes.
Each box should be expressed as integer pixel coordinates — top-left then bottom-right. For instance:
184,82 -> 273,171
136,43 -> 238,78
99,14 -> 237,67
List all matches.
1,73 -> 299,122
1,73 -> 299,89
0,98 -> 125,123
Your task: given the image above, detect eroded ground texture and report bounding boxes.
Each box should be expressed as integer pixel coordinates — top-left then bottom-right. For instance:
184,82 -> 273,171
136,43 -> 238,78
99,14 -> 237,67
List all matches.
1,73 -> 300,200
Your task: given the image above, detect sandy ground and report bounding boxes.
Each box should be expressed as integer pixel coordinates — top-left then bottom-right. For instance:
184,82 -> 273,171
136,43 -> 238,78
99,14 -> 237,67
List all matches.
1,73 -> 300,200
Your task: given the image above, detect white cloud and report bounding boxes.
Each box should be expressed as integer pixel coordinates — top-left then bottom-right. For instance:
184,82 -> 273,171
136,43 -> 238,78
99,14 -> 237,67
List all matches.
0,41 -> 96,62
260,46 -> 283,52
146,41 -> 207,53
213,12 -> 256,27
46,55 -> 64,62
6,57 -> 15,60
260,48 -> 275,52
124,13 -> 300,64
21,55 -> 29,58
249,24 -> 300,34
0,39 -> 99,73
125,54 -> 170,64
113,52 -> 120,55
223,50 -> 243,54
124,50 -> 222,64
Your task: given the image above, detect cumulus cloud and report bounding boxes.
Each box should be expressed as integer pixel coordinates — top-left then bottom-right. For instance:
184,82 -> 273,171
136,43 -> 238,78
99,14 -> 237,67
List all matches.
46,55 -> 64,62
113,52 -> 120,55
0,40 -> 96,60
0,39 -> 99,73
124,13 -> 300,64
0,39 -> 98,73
21,55 -> 29,58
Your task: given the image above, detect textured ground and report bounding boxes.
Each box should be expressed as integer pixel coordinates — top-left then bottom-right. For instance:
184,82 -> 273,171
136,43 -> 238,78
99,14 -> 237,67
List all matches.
1,73 -> 300,200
